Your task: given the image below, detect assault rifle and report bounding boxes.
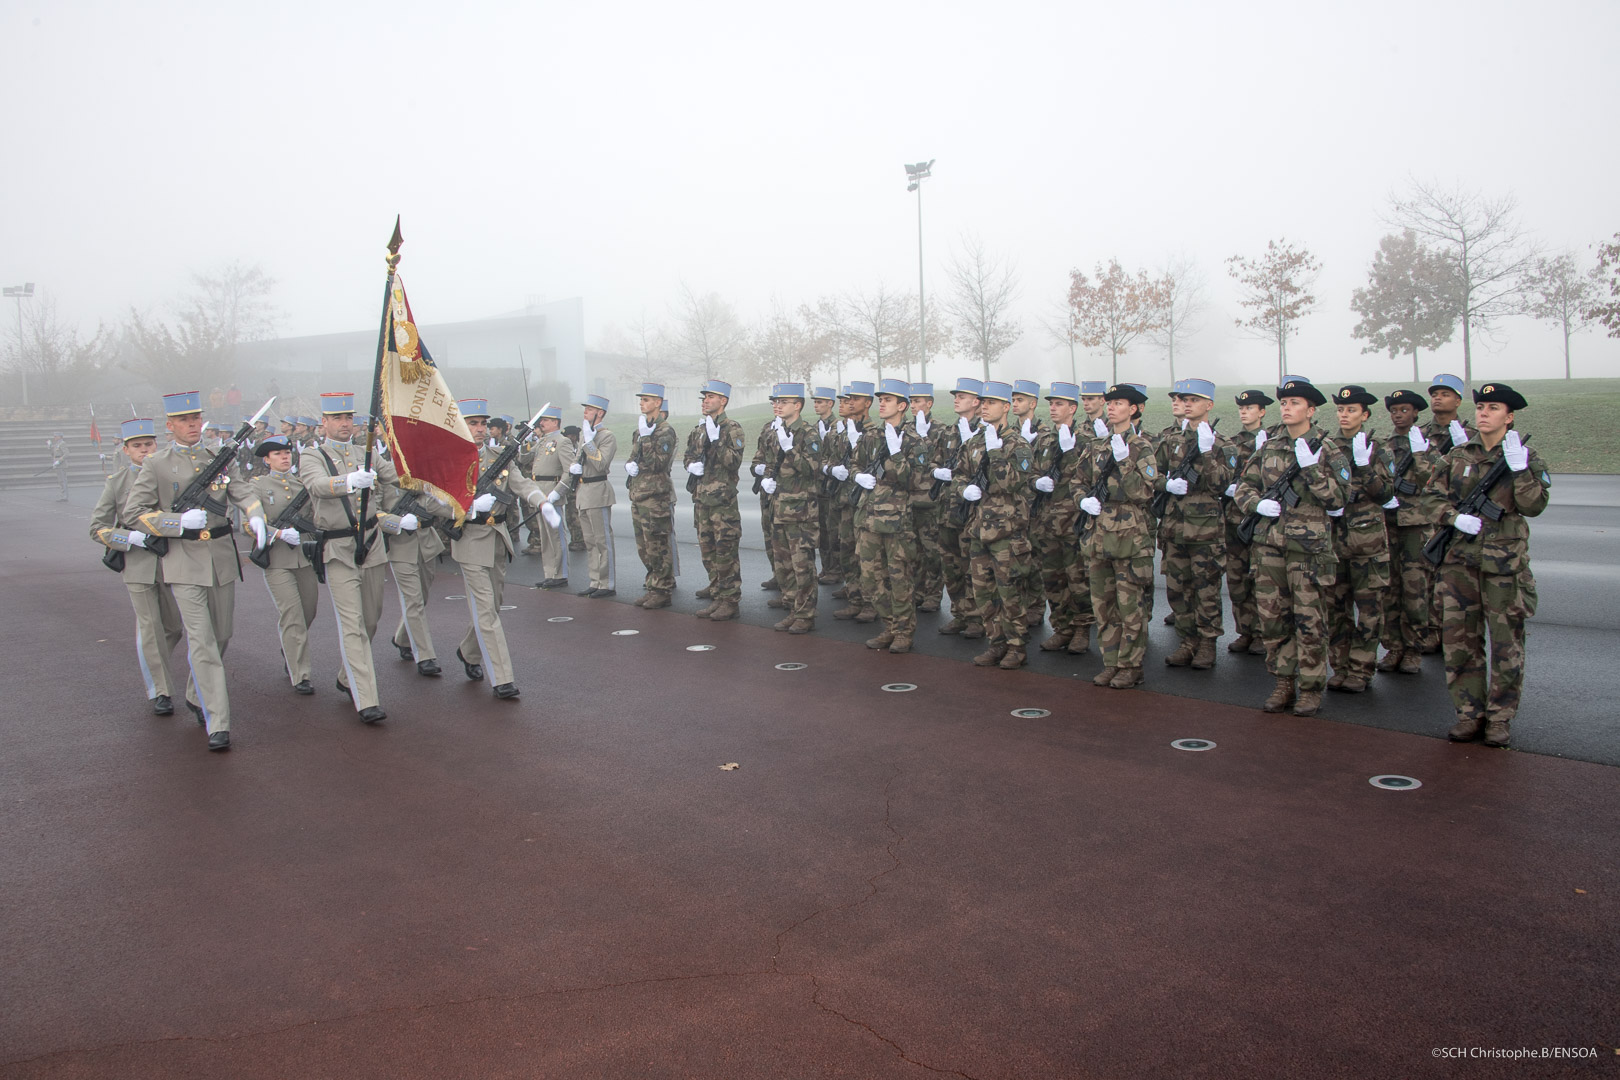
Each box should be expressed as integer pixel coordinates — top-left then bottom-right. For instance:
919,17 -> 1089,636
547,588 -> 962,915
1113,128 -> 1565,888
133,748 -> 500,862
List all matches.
1234,435 -> 1326,547
1148,418 -> 1220,518
446,403 -> 548,541
848,433 -> 892,507
1075,446 -> 1122,541
1391,436 -> 1422,497
247,488 -> 316,571
145,396 -> 276,558
1334,427 -> 1375,541
823,423 -> 857,498
1422,436 -> 1530,567
948,441 -> 990,528
929,421 -> 974,501
687,419 -> 722,496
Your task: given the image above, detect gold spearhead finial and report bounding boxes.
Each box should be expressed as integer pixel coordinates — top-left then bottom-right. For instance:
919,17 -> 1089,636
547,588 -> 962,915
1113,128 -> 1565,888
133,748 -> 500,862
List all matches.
386,215 -> 404,271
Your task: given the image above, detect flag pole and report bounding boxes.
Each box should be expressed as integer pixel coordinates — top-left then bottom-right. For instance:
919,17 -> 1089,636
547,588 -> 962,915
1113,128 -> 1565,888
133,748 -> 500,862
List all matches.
356,216 -> 403,562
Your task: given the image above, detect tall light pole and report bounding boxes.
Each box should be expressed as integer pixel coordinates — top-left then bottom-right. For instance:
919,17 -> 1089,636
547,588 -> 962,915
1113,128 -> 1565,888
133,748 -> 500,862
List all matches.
4,283 -> 34,407
904,160 -> 933,381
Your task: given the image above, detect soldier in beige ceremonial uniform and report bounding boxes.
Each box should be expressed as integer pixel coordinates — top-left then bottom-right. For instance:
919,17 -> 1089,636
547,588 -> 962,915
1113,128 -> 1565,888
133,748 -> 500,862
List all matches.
247,435 -> 322,695
528,406 -> 577,589
90,417 -> 185,716
128,391 -> 268,751
569,394 -> 619,597
386,482 -> 454,679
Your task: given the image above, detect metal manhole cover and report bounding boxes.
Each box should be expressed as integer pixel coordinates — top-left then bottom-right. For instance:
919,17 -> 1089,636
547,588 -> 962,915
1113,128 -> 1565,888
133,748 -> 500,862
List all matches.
775,662 -> 808,671
1369,774 -> 1421,791
1171,738 -> 1216,752
546,616 -> 574,623
611,629 -> 639,636
686,645 -> 716,652
881,683 -> 917,693
1010,708 -> 1050,719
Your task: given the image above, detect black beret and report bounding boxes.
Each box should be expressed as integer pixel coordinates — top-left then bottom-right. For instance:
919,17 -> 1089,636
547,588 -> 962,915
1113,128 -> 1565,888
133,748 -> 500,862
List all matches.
1334,385 -> 1378,407
1235,389 -> 1274,407
1383,389 -> 1428,412
1473,383 -> 1528,411
1276,378 -> 1326,407
1103,383 -> 1148,405
253,435 -> 293,457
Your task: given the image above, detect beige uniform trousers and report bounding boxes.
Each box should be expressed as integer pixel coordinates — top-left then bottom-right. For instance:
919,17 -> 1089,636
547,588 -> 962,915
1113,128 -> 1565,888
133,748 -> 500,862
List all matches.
579,505 -> 616,590
327,561 -> 386,711
172,582 -> 235,735
262,566 -> 319,684
458,558 -> 516,686
537,496 -> 571,580
127,579 -> 183,700
391,546 -> 439,662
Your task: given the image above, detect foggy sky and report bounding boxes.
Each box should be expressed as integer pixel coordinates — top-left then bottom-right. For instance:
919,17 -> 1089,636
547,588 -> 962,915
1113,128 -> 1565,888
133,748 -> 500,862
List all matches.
3,0 -> 1618,388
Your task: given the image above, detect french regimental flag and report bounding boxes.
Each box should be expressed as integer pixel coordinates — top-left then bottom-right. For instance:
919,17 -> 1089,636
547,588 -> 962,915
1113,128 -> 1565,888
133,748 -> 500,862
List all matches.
376,277 -> 479,524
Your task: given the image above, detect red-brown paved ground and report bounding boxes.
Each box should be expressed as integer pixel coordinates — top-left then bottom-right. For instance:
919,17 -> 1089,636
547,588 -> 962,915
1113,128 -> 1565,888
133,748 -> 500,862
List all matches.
2,517 -> 1616,1078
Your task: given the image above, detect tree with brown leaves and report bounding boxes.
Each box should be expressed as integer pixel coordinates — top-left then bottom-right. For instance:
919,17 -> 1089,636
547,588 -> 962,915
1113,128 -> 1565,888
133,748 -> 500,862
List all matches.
1225,239 -> 1321,383
1068,259 -> 1169,385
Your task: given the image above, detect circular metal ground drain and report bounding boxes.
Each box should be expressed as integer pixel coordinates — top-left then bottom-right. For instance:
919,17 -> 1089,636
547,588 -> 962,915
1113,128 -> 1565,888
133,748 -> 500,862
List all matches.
611,629 -> 640,636
1171,738 -> 1217,752
499,605 -> 517,611
546,616 -> 573,623
881,683 -> 917,693
1369,774 -> 1422,791
686,645 -> 717,652
443,594 -> 467,600
775,662 -> 808,671
1010,708 -> 1051,719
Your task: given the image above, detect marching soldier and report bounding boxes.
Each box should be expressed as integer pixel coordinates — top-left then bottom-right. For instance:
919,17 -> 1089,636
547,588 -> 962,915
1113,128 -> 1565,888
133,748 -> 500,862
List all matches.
1223,390 -> 1273,655
1426,383 -> 1549,747
809,387 -> 841,584
1232,376 -> 1351,717
1008,380 -> 1048,629
829,382 -> 876,623
386,478 -> 452,681
959,381 -> 1035,669
128,390 -> 268,751
1425,374 -> 1475,454
48,432 -> 71,501
1378,389 -> 1441,674
529,406 -> 577,590
1156,379 -> 1236,670
1324,386 -> 1394,692
932,377 -> 983,637
90,417 -> 184,716
249,435 -> 322,694
1078,381 -> 1107,431
682,379 -> 747,620
759,383 -> 821,634
625,383 -> 679,609
907,382 -> 945,614
569,394 -> 618,597
852,379 -> 922,652
1029,382 -> 1088,653
752,407 -> 787,598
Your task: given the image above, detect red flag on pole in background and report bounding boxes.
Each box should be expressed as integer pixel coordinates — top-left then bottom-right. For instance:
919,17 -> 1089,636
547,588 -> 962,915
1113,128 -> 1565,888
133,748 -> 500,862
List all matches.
88,404 -> 101,445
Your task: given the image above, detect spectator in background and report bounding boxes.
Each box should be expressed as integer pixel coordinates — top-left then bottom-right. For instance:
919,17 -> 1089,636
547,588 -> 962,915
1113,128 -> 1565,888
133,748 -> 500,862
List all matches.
226,384 -> 243,423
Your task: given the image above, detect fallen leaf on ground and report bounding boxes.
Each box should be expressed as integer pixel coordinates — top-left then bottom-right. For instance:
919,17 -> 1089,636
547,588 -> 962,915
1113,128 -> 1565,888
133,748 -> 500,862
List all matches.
718,762 -> 740,771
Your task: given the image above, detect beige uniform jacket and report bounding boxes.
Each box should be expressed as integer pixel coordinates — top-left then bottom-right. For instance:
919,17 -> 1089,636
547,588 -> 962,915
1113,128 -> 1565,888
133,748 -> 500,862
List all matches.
528,430 -> 578,494
129,442 -> 264,587
91,464 -> 164,586
451,444 -> 544,567
573,426 -> 617,510
298,440 -> 405,571
251,470 -> 317,570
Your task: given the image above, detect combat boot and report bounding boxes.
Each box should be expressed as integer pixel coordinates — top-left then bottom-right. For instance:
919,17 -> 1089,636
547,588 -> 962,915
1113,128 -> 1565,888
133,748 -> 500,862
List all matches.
1162,612 -> 1175,626
760,577 -> 781,590
1292,689 -> 1323,717
1399,651 -> 1423,674
632,593 -> 651,608
853,607 -> 877,623
1191,638 -> 1217,670
1067,629 -> 1092,655
642,592 -> 672,610
888,634 -> 912,654
1228,633 -> 1254,654
833,604 -> 860,620
1262,677 -> 1295,713
1482,718 -> 1511,746
1376,650 -> 1403,673
938,617 -> 965,635
1448,715 -> 1483,741
1024,609 -> 1044,629
960,621 -> 986,640
917,598 -> 940,613
998,646 -> 1027,670
774,615 -> 796,632
1339,674 -> 1368,693
865,631 -> 895,650
788,618 -> 816,634
708,600 -> 739,622
694,602 -> 717,619
1248,637 -> 1268,655
696,585 -> 714,601
1164,639 -> 1195,667
831,584 -> 850,600
1093,666 -> 1118,686
1327,671 -> 1348,690
767,597 -> 787,609
817,570 -> 841,585
1109,666 -> 1144,689
972,643 -> 1009,667
1420,631 -> 1440,655
1039,630 -> 1073,652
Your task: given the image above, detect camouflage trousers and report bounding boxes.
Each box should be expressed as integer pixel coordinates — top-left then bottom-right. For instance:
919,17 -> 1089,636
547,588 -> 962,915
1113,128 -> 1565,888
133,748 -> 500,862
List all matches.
938,522 -> 979,624
631,501 -> 675,595
833,498 -> 863,606
858,528 -> 917,635
971,534 -> 1030,646
772,515 -> 820,619
1328,552 -> 1390,680
1088,553 -> 1154,669
1033,521 -> 1088,633
1163,539 -> 1226,641
565,490 -> 583,542
759,494 -> 780,580
694,500 -> 742,602
909,499 -> 944,606
1382,523 -> 1435,652
1253,545 -> 1337,691
817,495 -> 838,576
1224,525 -> 1258,638
1438,561 -> 1537,726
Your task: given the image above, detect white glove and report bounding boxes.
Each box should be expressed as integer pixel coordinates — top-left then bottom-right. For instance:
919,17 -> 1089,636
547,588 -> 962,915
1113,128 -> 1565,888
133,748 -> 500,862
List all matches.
1408,427 -> 1430,453
1256,499 -> 1282,518
846,424 -> 860,450
855,472 -> 876,489
703,416 -> 721,442
1179,418 -> 1189,431
345,468 -> 376,490
568,462 -> 584,475
471,492 -> 497,514
1224,483 -> 1238,498
1197,421 -> 1216,453
1034,476 -> 1055,493
1080,496 -> 1102,516
753,463 -> 767,477
624,461 -> 640,477
884,425 -> 902,456
399,513 -> 420,532
1057,425 -> 1076,453
1110,433 -> 1129,462
546,489 -> 562,504
1449,420 -> 1469,447
915,412 -> 930,437
249,516 -> 267,549
127,530 -> 148,548
958,417 -> 975,442
933,467 -> 953,482
487,437 -> 498,449
637,415 -> 654,437
1093,418 -> 1108,439
962,484 -> 983,502
770,416 -> 782,431
1254,429 -> 1269,452
1294,438 -> 1321,468
279,528 -> 301,545
1165,477 -> 1189,496
1454,513 -> 1483,535
686,461 -> 705,477
1503,430 -> 1529,472
761,478 -> 777,495
1327,508 -> 1344,518
180,508 -> 208,530
540,501 -> 561,528
1352,431 -> 1373,467
1020,417 -> 1036,443
1383,497 -> 1400,510
830,464 -> 849,481
776,427 -> 793,453
581,419 -> 596,444
984,424 -> 1003,451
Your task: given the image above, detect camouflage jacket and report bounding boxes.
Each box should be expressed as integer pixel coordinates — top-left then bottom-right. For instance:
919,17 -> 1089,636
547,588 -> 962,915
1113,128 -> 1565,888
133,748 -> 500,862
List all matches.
853,421 -> 919,534
931,416 -> 979,521
1324,427 -> 1394,559
1233,423 -> 1351,558
959,419 -> 1034,543
1422,416 -> 1476,457
1028,422 -> 1080,536
1223,427 -> 1268,527
1422,434 -> 1550,575
1155,422 -> 1236,545
906,412 -> 942,503
770,416 -> 822,524
1071,427 -> 1157,560
682,412 -> 746,508
627,418 -> 678,508
823,416 -> 867,504
1382,428 -> 1443,529
750,419 -> 781,496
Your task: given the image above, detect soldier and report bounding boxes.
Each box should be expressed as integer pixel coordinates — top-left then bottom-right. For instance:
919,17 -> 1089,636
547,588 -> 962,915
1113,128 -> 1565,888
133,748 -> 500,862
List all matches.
1321,386 -> 1395,692
959,381 -> 1035,669
852,379 -> 922,652
1378,389 -> 1441,674
567,394 -> 618,597
809,386 -> 841,584
932,377 -> 984,639
1425,374 -> 1475,454
1075,384 -> 1158,687
682,379 -> 746,620
90,417 -> 185,716
759,383 -> 821,634
1232,376 -> 1351,717
1222,390 -> 1273,655
1078,381 -> 1107,430
128,390 -> 268,751
1156,379 -> 1236,670
48,432 -> 71,501
829,382 -> 876,623
529,406 -> 577,590
906,382 -> 945,614
562,425 -> 587,552
751,405 -> 786,598
385,475 -> 452,681
1426,383 -> 1549,747
1029,382 -> 1087,653
625,383 -> 679,609
1007,380 -> 1047,629
451,400 -> 558,699
247,435 -> 323,694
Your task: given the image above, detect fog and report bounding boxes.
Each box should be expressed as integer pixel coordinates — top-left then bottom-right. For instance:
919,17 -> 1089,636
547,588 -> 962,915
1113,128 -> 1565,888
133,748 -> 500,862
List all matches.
3,0 -> 1618,392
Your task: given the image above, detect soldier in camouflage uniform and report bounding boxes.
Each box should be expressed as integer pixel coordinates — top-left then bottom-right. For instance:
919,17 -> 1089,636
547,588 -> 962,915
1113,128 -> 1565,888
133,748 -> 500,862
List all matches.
1323,386 -> 1394,692
1423,374 -> 1476,653
1006,380 -> 1047,628
1065,380 -> 1111,647
959,381 -> 1036,669
829,382 -> 876,623
932,378 -> 984,639
1232,376 -> 1351,717
625,383 -> 679,609
1377,389 -> 1442,674
750,411 -> 785,595
1029,382 -> 1086,653
682,380 -> 746,620
1156,379 -> 1236,670
852,379 -> 922,652
760,383 -> 822,633
1223,390 -> 1272,655
809,387 -> 841,584
1425,383 -> 1550,747
907,383 -> 946,613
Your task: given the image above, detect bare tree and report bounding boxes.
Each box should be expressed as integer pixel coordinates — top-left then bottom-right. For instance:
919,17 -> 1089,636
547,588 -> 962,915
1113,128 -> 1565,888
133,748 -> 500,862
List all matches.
1385,179 -> 1540,383
189,261 -> 280,345
1035,297 -> 1081,383
1589,232 -> 1620,339
1146,254 -> 1207,386
1522,252 -> 1597,379
1349,230 -> 1462,382
123,260 -> 278,391
747,298 -> 818,385
801,297 -> 851,388
612,309 -> 668,385
843,284 -> 911,383
1225,239 -> 1321,383
4,293 -> 116,405
670,284 -> 748,383
940,234 -> 1022,383
1069,258 -> 1170,385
